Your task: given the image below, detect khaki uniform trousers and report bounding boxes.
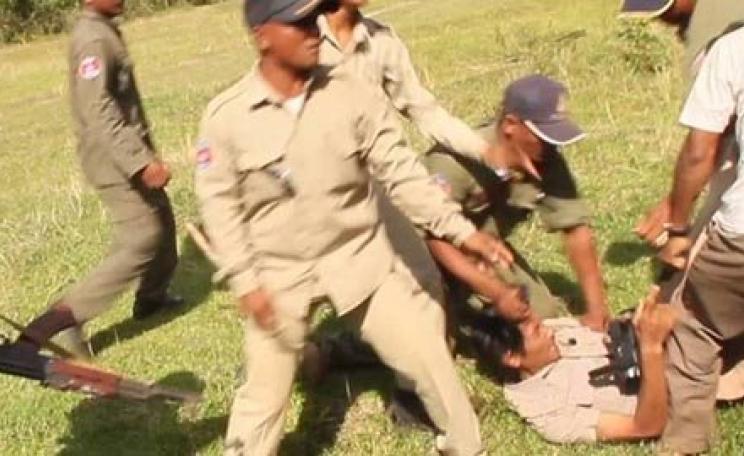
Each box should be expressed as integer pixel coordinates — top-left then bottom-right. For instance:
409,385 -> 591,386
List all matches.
64,185 -> 177,322
663,224 -> 744,453
224,259 -> 482,456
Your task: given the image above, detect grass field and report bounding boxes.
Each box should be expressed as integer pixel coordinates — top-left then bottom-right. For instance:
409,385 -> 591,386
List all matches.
2,0 -> 744,454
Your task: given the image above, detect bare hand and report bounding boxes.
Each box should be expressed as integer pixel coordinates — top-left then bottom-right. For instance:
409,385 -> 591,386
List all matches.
657,235 -> 691,271
140,159 -> 171,189
633,286 -> 678,349
461,231 -> 514,269
239,288 -> 276,331
492,285 -> 533,322
635,196 -> 671,247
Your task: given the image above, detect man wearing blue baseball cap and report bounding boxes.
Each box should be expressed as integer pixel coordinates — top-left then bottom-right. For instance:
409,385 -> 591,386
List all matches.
194,0 -> 516,454
422,75 -> 610,332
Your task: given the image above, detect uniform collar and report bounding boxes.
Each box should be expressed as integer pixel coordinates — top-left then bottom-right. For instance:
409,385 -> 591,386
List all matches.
82,9 -> 117,24
244,64 -> 324,111
318,13 -> 374,53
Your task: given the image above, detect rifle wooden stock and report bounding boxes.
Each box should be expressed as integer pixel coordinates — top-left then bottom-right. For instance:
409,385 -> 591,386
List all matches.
0,344 -> 201,403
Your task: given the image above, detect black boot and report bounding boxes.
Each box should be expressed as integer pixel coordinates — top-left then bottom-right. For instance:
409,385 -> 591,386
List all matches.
132,294 -> 184,320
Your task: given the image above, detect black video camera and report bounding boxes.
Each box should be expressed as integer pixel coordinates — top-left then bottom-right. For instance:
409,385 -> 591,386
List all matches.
589,316 -> 641,395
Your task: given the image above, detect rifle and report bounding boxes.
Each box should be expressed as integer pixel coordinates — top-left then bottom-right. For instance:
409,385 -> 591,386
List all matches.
0,317 -> 201,404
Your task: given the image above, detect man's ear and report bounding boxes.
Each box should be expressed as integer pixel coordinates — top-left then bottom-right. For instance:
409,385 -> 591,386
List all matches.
502,350 -> 521,369
501,114 -> 521,138
253,25 -> 270,53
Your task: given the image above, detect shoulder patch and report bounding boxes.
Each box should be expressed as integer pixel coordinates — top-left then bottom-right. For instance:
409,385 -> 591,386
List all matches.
195,139 -> 213,171
431,173 -> 453,196
78,56 -> 102,80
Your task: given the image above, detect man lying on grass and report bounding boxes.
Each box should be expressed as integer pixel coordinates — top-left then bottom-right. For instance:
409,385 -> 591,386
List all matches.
473,286 -> 676,443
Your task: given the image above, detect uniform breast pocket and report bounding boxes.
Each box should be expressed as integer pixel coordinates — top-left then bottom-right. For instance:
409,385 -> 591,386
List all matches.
236,154 -> 293,212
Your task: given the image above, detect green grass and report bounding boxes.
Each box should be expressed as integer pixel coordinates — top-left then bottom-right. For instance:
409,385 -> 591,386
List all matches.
1,0 -> 743,454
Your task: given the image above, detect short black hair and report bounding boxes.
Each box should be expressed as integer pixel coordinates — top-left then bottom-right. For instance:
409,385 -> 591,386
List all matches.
461,312 -> 525,383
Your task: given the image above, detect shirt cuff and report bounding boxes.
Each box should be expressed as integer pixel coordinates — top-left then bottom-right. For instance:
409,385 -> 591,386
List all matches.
123,146 -> 155,179
679,109 -> 729,134
450,218 -> 477,248
227,269 -> 261,299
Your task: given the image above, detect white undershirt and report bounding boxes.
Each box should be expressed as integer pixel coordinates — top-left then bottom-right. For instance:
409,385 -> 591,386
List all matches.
679,27 -> 744,236
283,91 -> 307,118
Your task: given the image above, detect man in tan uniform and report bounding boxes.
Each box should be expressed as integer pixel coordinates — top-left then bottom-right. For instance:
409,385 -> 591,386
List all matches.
195,1 -> 512,454
318,0 -> 511,301
14,0 -> 180,355
488,287 -> 677,444
319,0 -> 497,163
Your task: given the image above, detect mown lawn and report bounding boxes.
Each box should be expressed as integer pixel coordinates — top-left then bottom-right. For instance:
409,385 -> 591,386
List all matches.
1,0 -> 743,454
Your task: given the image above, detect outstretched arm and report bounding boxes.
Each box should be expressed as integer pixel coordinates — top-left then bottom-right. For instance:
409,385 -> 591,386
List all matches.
562,225 -> 609,331
596,287 -> 676,441
426,238 -> 530,321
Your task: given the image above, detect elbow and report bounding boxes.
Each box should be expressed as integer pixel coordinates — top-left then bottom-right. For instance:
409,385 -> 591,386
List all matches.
634,416 -> 667,440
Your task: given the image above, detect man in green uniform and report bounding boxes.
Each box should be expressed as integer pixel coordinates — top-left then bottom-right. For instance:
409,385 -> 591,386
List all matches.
195,0 -> 512,454
13,0 -> 181,355
423,75 -> 610,331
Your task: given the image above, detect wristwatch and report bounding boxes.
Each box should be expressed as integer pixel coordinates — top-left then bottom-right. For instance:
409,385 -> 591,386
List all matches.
664,223 -> 691,237
490,166 -> 512,182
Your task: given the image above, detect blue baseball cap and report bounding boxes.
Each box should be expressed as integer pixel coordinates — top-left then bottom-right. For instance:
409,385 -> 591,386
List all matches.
620,0 -> 675,17
244,0 -> 336,27
503,75 -> 585,146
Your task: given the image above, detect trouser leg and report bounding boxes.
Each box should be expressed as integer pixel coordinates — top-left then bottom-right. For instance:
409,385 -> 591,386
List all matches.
135,190 -> 178,302
64,209 -> 163,322
225,314 -> 305,456
662,297 -> 722,453
345,260 -> 482,456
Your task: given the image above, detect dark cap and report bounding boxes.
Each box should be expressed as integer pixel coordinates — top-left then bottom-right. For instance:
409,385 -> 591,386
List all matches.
619,0 -> 675,17
244,0 -> 329,27
503,74 -> 585,146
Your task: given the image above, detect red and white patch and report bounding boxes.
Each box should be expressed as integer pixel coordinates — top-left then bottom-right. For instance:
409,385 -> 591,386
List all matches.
78,56 -> 102,80
431,173 -> 453,196
195,140 -> 212,170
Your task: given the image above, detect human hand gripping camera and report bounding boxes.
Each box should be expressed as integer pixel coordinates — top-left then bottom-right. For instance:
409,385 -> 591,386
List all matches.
466,285 -> 678,443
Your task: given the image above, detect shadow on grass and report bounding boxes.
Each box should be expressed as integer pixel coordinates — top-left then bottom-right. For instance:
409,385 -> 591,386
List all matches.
57,371 -> 226,455
538,271 -> 583,314
89,234 -> 217,354
280,367 -> 394,456
604,240 -> 652,266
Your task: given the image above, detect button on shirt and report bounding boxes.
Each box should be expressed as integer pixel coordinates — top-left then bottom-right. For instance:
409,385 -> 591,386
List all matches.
318,14 -> 487,161
194,66 -> 475,317
504,318 -> 637,444
679,27 -> 744,236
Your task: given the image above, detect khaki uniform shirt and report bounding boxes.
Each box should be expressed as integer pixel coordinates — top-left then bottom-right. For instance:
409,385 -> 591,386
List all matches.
194,66 -> 475,317
318,14 -> 487,161
504,318 -> 637,444
69,10 -> 155,188
423,124 -> 591,240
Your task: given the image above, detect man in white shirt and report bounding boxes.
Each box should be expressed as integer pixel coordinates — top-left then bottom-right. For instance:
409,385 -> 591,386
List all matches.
656,25 -> 744,454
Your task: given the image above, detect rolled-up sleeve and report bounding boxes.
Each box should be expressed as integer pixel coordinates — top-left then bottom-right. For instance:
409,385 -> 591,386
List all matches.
357,88 -> 476,246
381,32 -> 487,161
194,115 -> 260,298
